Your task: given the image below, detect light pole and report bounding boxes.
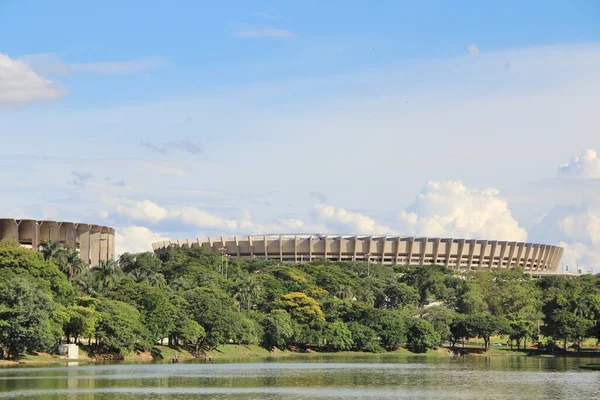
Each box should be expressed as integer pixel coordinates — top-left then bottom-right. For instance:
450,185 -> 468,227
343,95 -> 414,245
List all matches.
218,247 -> 226,275
365,253 -> 371,277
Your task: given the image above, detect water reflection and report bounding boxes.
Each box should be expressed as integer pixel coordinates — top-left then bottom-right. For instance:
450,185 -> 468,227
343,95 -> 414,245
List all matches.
0,356 -> 599,399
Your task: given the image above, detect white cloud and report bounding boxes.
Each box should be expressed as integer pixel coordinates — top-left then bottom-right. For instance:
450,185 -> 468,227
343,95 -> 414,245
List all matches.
116,225 -> 170,255
531,204 -> 600,271
467,44 -> 480,56
115,199 -> 169,222
558,149 -> 600,179
313,204 -> 395,234
18,53 -> 166,76
0,53 -> 66,108
170,206 -> 238,230
233,27 -> 295,38
397,181 -> 527,241
239,210 -> 308,234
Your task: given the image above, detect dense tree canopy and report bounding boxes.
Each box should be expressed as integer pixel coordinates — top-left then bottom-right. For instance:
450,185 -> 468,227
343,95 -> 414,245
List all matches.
2,240 -> 600,360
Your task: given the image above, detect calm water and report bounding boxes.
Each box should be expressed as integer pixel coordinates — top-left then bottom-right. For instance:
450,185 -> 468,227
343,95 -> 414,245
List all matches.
1,356 -> 600,399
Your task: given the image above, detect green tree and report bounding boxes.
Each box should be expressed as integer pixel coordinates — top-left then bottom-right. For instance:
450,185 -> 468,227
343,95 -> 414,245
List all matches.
370,310 -> 406,351
91,260 -> 123,290
95,299 -> 152,357
261,310 -> 294,351
39,240 -> 62,263
467,313 -> 509,351
543,309 -> 592,351
406,318 -> 440,353
346,322 -> 382,352
0,273 -> 59,359
322,321 -> 353,351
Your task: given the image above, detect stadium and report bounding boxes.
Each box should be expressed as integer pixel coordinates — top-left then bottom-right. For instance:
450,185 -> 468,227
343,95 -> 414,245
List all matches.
0,218 -> 115,266
152,234 -> 564,272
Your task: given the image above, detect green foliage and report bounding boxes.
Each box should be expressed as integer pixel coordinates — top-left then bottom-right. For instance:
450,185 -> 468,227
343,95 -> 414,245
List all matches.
261,310 -> 294,350
4,244 -> 600,358
406,318 -> 440,353
0,272 -> 59,359
322,321 -> 353,351
347,322 -> 382,352
95,299 -> 152,356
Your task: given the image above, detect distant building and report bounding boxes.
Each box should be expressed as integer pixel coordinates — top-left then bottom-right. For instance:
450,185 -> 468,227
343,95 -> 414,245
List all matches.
0,218 -> 115,266
153,234 -> 564,272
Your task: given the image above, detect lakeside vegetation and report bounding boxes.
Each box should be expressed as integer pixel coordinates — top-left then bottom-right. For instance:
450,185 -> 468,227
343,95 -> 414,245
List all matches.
1,237 -> 600,362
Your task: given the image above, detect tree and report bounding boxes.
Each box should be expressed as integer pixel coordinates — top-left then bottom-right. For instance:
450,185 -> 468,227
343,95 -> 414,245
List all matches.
379,282 -> 419,309
39,240 -> 62,263
232,275 -> 262,311
347,322 -> 382,352
183,287 -> 241,350
370,310 -> 407,351
406,318 -> 440,353
421,306 -> 456,343
543,309 -> 592,351
322,321 -> 353,351
0,273 -> 59,359
399,264 -> 450,303
261,310 -> 294,351
467,313 -> 509,351
56,246 -> 86,282
91,260 -> 123,290
508,318 -> 536,350
95,299 -> 152,357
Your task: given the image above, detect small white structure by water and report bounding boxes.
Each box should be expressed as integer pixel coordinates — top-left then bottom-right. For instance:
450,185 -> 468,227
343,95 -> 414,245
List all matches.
57,344 -> 79,359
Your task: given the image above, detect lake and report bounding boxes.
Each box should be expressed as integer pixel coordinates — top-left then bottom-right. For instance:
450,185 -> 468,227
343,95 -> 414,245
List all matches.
1,355 -> 600,399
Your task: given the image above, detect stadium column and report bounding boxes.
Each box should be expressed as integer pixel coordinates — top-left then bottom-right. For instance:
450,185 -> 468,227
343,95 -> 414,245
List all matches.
353,236 -> 358,261
419,238 -> 427,266
309,236 -> 313,262
466,240 -> 476,269
432,238 -> 441,265
279,235 -> 283,261
529,244 -> 541,271
522,244 -> 533,270
380,236 -> 386,264
77,225 -> 91,265
323,235 -> 328,260
395,237 -> 402,265
478,240 -> 488,268
108,228 -> 115,261
506,242 -> 517,268
488,241 -> 498,268
89,226 -> 101,267
456,239 -> 465,270
515,243 -> 525,269
294,235 -> 298,262
248,236 -> 254,258
498,241 -> 508,268
406,237 -> 415,265
0,219 -> 18,241
444,239 -> 452,269
264,235 -> 268,260
339,236 -> 343,261
234,236 -> 240,257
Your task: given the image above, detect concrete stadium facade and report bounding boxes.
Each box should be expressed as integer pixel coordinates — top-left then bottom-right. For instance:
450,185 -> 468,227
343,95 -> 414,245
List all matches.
152,234 -> 564,271
0,218 -> 115,266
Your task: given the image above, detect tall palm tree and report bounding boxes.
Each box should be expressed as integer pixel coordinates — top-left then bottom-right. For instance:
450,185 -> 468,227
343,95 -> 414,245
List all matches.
57,247 -> 86,281
129,269 -> 149,284
147,273 -> 167,289
40,240 -> 63,263
91,260 -> 122,290
232,275 -> 261,311
335,285 -> 354,301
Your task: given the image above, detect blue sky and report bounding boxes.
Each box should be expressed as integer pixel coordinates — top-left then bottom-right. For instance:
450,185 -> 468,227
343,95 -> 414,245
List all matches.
2,1 -> 600,271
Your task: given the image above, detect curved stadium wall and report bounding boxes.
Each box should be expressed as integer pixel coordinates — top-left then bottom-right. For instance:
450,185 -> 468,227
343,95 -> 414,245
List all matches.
0,218 -> 115,266
153,234 -> 564,272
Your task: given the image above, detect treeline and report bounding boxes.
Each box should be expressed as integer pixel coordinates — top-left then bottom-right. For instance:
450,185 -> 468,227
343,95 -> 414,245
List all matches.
1,238 -> 600,360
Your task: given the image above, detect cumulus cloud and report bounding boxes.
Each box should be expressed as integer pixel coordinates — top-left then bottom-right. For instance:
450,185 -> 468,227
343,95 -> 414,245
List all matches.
113,199 -> 237,230
239,211 -> 308,234
558,149 -> 600,179
115,225 -> 170,255
0,53 -> 66,108
397,181 -> 527,241
140,140 -> 204,155
531,204 -> 600,271
313,204 -> 395,234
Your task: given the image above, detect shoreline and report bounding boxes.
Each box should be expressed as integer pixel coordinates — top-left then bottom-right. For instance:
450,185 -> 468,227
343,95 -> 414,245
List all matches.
4,344 -> 598,367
